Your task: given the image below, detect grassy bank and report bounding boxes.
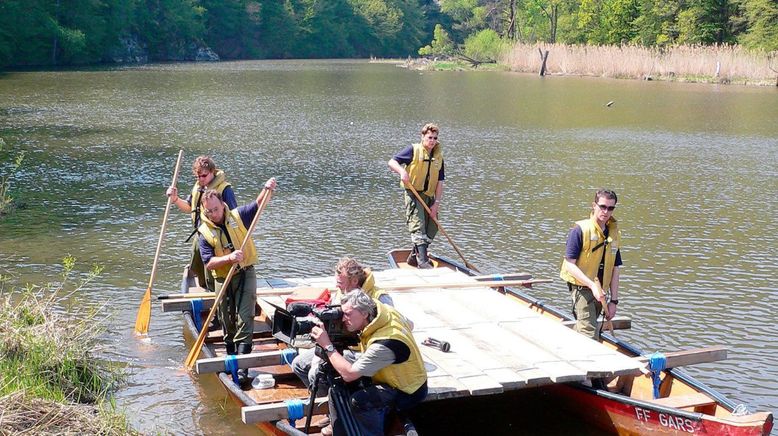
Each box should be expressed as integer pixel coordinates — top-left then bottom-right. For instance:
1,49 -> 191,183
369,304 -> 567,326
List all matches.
0,258 -> 137,435
501,43 -> 778,86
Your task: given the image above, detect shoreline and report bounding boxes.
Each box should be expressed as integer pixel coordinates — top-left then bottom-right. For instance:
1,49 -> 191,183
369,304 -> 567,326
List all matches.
403,43 -> 778,88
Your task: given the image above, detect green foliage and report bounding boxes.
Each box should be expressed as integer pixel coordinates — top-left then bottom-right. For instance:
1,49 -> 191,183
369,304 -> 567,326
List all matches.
419,24 -> 456,56
0,138 -> 25,218
463,28 -> 505,61
739,0 -> 778,51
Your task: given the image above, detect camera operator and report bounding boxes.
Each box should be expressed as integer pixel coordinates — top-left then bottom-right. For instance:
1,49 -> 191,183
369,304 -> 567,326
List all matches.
292,258 -> 394,391
311,290 -> 428,436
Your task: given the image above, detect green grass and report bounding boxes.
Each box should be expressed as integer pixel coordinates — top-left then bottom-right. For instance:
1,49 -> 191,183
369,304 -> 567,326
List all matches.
0,259 -> 137,435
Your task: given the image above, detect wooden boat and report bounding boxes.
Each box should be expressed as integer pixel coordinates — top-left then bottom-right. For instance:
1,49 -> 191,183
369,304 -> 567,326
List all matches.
387,248 -> 774,436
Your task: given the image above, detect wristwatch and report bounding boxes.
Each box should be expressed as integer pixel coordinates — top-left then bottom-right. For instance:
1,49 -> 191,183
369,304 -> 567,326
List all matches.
324,344 -> 335,354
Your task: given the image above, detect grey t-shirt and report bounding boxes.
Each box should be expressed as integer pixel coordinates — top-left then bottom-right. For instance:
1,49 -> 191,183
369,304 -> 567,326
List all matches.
351,343 -> 396,377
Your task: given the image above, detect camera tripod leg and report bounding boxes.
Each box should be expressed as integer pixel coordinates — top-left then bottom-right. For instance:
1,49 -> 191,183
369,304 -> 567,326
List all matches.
303,367 -> 323,434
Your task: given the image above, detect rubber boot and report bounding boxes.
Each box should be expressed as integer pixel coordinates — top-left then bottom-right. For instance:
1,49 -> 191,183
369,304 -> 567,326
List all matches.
416,244 -> 433,269
237,342 -> 253,385
406,246 -> 418,267
225,341 -> 236,356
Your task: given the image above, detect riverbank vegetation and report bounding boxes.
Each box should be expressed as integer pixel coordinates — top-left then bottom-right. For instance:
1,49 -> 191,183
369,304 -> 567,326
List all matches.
0,138 -> 25,217
0,0 -> 775,71
0,258 -> 136,435
500,43 -> 777,85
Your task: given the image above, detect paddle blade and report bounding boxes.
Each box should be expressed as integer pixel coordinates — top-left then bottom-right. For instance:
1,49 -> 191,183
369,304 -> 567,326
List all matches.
134,287 -> 152,335
184,329 -> 206,369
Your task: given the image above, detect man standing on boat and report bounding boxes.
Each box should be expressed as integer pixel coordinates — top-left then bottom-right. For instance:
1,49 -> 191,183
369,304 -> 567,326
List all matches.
388,123 -> 445,269
311,290 -> 427,436
197,178 -> 276,383
560,189 -> 621,341
166,155 -> 238,291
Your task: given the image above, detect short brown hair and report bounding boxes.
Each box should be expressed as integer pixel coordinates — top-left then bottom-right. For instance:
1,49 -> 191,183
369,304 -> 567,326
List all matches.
192,155 -> 217,176
201,189 -> 222,203
594,189 -> 618,204
335,257 -> 368,287
420,123 -> 439,136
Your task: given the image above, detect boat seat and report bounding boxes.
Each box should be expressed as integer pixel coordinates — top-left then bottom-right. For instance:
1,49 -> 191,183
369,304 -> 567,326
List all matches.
646,393 -> 716,409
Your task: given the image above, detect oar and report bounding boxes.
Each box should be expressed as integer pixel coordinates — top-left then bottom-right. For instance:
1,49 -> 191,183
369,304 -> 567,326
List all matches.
184,188 -> 272,369
157,272 -> 536,300
134,149 -> 184,335
159,278 -> 552,301
252,278 -> 552,296
404,182 -> 481,273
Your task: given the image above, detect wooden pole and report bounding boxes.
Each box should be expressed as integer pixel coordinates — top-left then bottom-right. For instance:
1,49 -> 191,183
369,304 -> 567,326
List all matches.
404,182 -> 481,273
134,150 -> 184,335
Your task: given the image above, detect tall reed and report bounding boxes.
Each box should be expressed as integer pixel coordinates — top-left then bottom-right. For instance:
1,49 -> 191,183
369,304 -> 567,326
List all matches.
0,257 -> 137,435
501,43 -> 778,86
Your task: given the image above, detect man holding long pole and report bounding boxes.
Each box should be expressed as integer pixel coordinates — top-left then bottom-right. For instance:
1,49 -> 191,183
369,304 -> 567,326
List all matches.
388,123 -> 445,269
197,177 -> 276,383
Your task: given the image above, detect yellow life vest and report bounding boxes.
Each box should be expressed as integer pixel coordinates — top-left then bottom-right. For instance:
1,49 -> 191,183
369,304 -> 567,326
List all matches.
190,170 -> 231,227
559,215 -> 620,291
400,142 -> 443,197
198,205 -> 258,279
359,302 -> 427,394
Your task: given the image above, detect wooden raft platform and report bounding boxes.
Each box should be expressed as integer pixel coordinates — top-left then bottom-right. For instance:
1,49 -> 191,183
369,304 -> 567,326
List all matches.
257,267 -> 644,402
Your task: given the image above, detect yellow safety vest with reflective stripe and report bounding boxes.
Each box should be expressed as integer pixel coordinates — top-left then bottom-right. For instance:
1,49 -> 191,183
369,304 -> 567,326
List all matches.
198,205 -> 258,279
190,170 -> 231,227
359,302 -> 427,394
400,142 -> 443,197
560,215 -> 620,291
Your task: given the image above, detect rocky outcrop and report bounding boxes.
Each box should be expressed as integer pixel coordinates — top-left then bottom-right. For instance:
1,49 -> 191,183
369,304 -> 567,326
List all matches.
108,35 -> 149,64
164,42 -> 220,62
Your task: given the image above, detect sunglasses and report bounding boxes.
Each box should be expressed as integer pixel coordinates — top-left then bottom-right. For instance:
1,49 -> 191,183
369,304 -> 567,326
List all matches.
597,204 -> 616,212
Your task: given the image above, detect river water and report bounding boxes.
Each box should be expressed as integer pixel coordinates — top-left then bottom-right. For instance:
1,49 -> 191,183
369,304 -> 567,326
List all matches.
0,60 -> 776,434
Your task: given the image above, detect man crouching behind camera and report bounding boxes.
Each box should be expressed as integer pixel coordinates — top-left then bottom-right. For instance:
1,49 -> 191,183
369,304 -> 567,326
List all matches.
311,290 -> 428,436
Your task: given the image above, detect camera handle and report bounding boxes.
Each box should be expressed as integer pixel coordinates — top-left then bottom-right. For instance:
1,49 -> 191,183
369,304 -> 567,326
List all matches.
303,345 -> 363,436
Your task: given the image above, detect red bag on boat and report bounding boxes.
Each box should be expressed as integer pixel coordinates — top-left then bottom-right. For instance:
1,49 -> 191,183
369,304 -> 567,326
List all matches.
284,287 -> 331,307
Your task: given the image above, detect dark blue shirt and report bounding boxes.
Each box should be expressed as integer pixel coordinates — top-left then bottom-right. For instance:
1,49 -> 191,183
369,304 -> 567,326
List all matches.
199,201 -> 258,265
393,144 -> 445,182
565,224 -> 623,267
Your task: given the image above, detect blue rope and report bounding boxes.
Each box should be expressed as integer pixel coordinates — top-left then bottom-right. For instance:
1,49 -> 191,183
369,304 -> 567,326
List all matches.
224,355 -> 240,385
285,399 -> 305,427
190,299 -> 203,332
648,351 -> 666,399
280,348 -> 297,365
492,274 -> 504,281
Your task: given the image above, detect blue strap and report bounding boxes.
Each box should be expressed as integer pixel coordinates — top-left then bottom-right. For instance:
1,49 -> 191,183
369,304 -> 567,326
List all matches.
190,299 -> 204,332
492,274 -> 504,281
280,348 -> 297,365
648,351 -> 666,399
285,399 -> 305,427
224,355 -> 240,385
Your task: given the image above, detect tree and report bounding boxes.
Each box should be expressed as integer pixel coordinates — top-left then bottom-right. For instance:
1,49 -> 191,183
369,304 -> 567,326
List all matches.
739,0 -> 778,50
418,23 -> 455,55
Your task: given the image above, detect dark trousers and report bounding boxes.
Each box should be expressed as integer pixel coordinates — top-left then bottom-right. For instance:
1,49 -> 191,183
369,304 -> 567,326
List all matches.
331,382 -> 427,436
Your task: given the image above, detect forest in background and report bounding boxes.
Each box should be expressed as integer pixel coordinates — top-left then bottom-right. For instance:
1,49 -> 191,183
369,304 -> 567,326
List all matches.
0,0 -> 776,68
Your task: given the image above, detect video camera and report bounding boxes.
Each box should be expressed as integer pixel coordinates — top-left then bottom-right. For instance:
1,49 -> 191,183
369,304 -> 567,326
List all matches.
272,302 -> 359,350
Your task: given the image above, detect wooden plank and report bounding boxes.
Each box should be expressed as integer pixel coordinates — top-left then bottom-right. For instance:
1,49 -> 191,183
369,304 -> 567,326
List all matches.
242,397 -> 329,424
636,346 -> 727,369
500,318 -> 643,378
196,350 -> 296,374
161,297 -> 214,312
645,393 -> 715,409
415,326 -> 527,390
561,316 -> 632,330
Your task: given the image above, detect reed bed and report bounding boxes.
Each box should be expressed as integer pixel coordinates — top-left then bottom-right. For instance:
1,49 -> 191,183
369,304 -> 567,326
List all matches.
501,43 -> 778,86
0,261 -> 137,435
